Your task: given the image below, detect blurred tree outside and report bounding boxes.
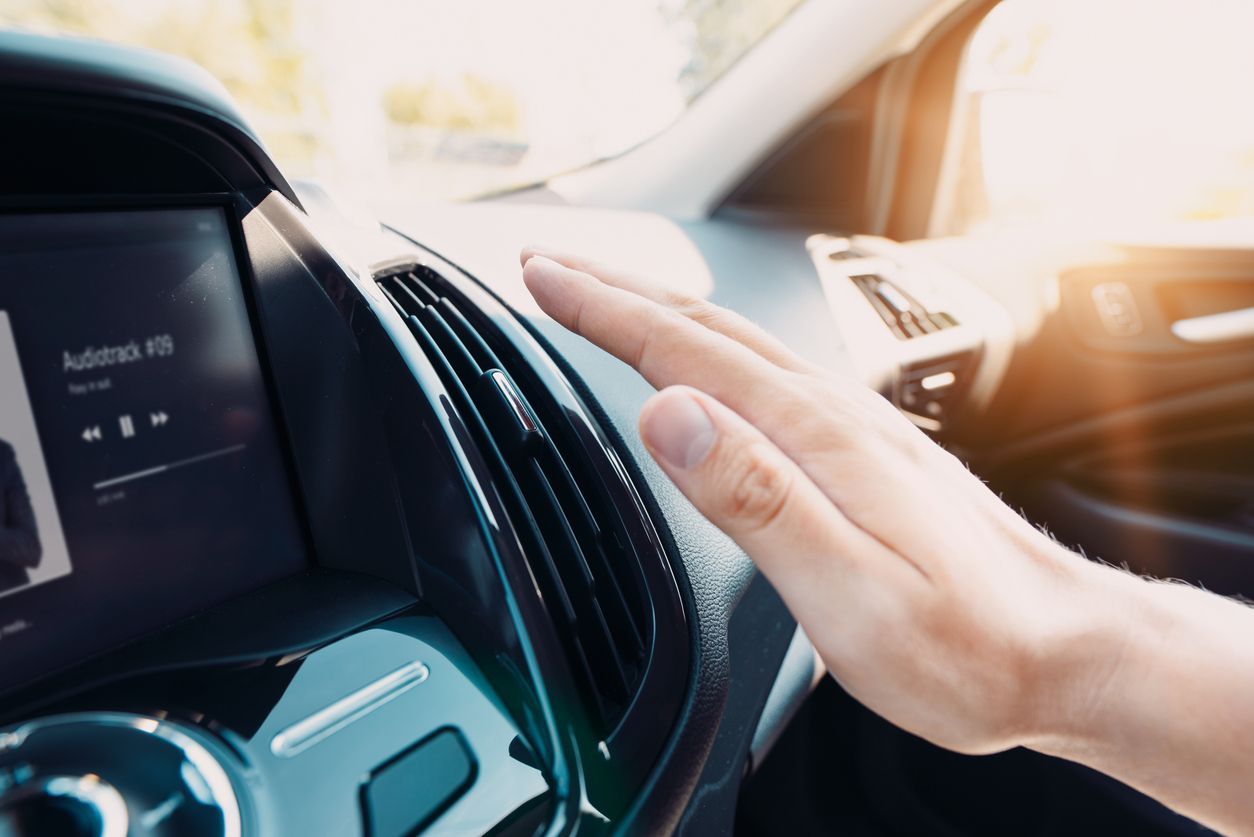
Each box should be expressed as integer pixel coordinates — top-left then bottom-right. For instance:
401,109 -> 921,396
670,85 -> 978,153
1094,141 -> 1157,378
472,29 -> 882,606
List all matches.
382,74 -> 527,169
0,0 -> 328,171
660,0 -> 806,98
0,0 -> 810,205
382,74 -> 520,135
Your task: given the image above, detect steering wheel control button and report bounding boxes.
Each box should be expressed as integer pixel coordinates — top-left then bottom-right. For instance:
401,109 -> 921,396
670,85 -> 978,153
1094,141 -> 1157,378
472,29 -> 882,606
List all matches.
0,712 -> 245,837
361,728 -> 476,837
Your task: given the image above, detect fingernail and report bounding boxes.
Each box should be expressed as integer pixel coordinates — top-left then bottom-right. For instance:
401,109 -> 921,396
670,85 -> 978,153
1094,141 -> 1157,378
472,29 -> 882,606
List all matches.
641,389 -> 716,470
520,244 -> 553,267
522,254 -> 561,288
524,254 -> 589,297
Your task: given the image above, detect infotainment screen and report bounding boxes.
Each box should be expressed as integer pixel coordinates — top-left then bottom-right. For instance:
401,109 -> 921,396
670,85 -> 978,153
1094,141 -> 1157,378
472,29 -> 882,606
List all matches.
0,207 -> 307,691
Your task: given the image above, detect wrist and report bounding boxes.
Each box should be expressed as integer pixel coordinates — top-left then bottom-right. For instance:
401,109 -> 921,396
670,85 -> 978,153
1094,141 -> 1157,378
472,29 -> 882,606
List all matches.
1020,559 -> 1254,833
1018,549 -> 1156,757
1023,554 -> 1238,760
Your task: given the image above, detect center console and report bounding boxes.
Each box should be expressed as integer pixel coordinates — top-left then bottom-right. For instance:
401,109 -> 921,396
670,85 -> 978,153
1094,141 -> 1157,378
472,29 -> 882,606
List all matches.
0,197 -> 554,836
0,31 -> 690,837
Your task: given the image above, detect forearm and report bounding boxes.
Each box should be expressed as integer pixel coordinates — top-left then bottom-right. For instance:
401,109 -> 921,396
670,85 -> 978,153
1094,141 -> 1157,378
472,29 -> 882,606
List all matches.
1033,560 -> 1254,835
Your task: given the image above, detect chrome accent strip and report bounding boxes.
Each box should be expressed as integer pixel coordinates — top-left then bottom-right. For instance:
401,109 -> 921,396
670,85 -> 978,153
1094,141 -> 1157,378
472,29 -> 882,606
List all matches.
919,370 -> 957,391
1171,306 -> 1254,344
270,661 -> 430,759
489,369 -> 537,432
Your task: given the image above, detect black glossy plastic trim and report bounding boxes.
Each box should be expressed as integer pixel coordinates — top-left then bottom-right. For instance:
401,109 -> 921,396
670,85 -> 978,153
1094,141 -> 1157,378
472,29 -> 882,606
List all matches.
367,249 -> 689,818
0,31 -> 299,205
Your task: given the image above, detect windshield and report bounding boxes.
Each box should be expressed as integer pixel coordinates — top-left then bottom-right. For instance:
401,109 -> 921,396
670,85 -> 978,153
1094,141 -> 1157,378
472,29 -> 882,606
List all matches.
2,0 -> 804,210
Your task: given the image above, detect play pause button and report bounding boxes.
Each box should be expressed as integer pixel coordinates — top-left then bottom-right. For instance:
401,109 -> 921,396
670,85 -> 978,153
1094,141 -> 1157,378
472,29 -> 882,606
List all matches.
150,411 -> 169,428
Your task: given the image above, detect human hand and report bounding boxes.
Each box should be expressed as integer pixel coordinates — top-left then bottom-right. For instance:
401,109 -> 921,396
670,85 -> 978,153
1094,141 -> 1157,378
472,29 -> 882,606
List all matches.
519,247 -> 1127,757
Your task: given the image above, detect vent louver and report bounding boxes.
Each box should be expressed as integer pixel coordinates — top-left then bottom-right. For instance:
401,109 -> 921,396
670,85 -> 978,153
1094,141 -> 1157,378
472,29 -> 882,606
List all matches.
850,274 -> 957,340
376,264 -> 650,728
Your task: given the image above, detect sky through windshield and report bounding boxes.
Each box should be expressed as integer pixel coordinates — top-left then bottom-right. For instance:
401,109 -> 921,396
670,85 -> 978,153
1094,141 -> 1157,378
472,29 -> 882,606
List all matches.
2,0 -> 804,211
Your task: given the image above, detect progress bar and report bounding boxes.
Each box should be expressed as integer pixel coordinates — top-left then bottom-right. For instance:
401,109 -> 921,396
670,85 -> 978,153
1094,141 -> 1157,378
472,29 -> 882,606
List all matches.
93,444 -> 247,490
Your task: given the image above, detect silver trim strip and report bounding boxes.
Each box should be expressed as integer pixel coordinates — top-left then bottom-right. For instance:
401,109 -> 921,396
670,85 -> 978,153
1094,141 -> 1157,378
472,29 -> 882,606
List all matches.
489,369 -> 537,432
920,370 -> 956,391
270,661 -> 430,759
1171,306 -> 1254,344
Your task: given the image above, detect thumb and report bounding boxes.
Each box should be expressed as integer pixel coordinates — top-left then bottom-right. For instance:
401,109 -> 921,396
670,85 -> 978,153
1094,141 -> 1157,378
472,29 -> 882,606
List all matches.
637,386 -> 861,585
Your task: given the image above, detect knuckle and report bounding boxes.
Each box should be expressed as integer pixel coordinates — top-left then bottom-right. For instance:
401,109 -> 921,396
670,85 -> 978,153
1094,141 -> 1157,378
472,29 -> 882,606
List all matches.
781,380 -> 853,438
633,313 -> 680,373
569,294 -> 590,338
711,440 -> 793,532
662,289 -> 702,311
814,377 -> 919,444
687,304 -> 729,330
671,295 -> 731,329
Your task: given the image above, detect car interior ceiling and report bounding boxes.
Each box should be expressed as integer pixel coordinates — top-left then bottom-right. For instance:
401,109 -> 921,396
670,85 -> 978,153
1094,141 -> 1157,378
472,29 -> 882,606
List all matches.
0,0 -> 1250,834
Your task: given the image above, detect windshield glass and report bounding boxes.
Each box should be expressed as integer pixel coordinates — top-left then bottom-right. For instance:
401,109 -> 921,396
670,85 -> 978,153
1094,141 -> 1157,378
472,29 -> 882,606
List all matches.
2,0 -> 804,210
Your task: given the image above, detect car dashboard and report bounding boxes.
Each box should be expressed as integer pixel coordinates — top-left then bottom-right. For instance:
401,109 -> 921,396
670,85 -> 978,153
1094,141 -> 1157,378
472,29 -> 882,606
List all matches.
0,32 -> 724,837
16,28 -> 1236,837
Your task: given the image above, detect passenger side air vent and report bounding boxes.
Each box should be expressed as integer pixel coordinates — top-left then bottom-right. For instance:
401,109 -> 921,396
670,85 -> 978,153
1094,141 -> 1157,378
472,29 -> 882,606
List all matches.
850,274 -> 957,340
376,265 -> 650,730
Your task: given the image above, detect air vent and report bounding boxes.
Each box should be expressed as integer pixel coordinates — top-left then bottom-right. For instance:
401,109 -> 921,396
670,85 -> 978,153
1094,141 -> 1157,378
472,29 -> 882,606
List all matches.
376,265 -> 649,730
825,238 -> 861,260
897,352 -> 973,427
850,274 -> 957,340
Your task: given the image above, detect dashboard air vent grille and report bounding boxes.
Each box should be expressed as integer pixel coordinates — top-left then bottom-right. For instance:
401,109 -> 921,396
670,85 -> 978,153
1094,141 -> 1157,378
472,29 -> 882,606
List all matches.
377,265 -> 649,728
850,274 -> 957,340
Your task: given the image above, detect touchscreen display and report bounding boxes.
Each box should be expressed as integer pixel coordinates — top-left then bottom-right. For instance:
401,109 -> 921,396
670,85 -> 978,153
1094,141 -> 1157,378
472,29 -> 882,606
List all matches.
0,208 -> 307,690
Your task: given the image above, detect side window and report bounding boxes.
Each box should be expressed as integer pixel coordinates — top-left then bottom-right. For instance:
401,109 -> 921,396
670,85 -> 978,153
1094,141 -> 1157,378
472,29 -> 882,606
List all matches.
935,0 -> 1254,237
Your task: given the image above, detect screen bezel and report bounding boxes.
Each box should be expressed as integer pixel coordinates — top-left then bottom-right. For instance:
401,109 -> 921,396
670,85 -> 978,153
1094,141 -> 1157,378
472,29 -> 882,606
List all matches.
0,194 -> 318,689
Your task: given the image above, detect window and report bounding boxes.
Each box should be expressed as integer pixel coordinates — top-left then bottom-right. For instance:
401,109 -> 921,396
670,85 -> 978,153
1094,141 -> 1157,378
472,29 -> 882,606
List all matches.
1,0 -> 804,211
939,0 -> 1254,237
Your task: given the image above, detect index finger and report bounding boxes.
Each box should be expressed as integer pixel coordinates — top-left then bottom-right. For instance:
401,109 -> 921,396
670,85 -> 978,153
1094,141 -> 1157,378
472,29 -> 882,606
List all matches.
521,245 -> 815,373
522,254 -> 953,568
523,254 -> 792,409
